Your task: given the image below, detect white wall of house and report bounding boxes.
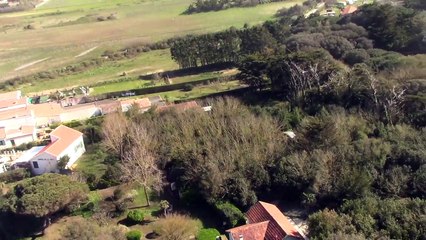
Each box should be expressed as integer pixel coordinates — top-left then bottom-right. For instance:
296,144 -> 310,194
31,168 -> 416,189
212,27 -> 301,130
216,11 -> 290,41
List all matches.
58,135 -> 86,168
0,134 -> 36,149
30,136 -> 85,175
30,152 -> 57,175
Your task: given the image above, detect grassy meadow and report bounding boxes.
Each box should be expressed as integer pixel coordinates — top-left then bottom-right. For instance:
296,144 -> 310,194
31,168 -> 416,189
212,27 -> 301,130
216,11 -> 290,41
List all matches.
0,0 -> 303,86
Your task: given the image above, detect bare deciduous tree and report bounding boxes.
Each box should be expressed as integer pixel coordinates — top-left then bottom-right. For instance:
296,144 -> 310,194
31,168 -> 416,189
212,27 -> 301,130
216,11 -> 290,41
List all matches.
284,61 -> 337,104
120,123 -> 162,206
102,112 -> 130,160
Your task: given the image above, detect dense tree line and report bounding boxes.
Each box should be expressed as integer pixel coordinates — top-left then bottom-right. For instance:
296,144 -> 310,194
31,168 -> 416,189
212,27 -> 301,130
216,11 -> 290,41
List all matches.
171,3 -> 425,68
184,0 -> 286,14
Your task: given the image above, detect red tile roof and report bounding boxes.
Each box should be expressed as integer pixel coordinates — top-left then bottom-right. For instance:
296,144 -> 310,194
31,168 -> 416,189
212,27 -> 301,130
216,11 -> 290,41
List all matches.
0,125 -> 35,140
0,108 -> 33,120
227,221 -> 269,240
156,101 -> 200,112
242,201 -> 304,240
0,98 -> 27,110
0,91 -> 21,101
342,5 -> 358,15
29,102 -> 63,117
95,100 -> 121,114
120,98 -> 152,110
38,125 -> 82,157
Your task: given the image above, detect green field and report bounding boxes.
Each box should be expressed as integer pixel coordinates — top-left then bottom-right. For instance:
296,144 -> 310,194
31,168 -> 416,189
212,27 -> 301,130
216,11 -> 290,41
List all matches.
91,70 -> 224,95
0,0 -> 303,84
143,80 -> 243,102
21,49 -> 178,94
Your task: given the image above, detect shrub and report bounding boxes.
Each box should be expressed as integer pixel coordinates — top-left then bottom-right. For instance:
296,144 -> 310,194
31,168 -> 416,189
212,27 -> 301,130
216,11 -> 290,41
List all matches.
343,49 -> 370,66
127,210 -> 144,223
198,228 -> 221,240
0,168 -> 30,183
115,199 -> 131,214
126,230 -> 142,240
215,202 -> 245,227
113,188 -> 124,201
153,214 -> 201,240
182,83 -> 194,92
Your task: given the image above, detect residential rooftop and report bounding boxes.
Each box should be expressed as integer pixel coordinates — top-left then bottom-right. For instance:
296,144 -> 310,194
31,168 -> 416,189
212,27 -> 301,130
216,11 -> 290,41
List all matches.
37,125 -> 83,157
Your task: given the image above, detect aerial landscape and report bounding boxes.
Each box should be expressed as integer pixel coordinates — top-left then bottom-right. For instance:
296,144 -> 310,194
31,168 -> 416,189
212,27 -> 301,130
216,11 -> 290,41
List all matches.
0,0 -> 424,239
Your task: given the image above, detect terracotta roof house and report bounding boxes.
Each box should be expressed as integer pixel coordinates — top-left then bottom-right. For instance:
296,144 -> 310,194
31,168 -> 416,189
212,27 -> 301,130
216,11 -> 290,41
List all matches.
14,125 -> 86,175
226,201 -> 306,240
0,106 -> 36,150
95,99 -> 121,115
120,98 -> 152,112
156,101 -> 200,112
0,90 -> 21,101
60,103 -> 101,122
0,125 -> 37,149
341,5 -> 358,15
29,102 -> 62,127
0,97 -> 27,112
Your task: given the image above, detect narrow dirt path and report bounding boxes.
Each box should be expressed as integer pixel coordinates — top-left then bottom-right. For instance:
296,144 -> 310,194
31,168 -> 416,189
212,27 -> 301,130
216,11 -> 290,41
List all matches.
14,57 -> 50,71
75,46 -> 99,58
35,0 -> 51,8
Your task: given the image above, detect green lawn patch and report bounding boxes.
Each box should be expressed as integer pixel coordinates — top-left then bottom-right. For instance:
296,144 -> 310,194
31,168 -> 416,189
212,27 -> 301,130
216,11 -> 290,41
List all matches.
74,144 -> 108,178
198,228 -> 221,240
149,80 -> 243,102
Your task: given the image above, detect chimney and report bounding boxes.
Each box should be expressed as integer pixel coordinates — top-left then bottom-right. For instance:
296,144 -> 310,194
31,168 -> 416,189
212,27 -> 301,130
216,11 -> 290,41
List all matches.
239,235 -> 243,240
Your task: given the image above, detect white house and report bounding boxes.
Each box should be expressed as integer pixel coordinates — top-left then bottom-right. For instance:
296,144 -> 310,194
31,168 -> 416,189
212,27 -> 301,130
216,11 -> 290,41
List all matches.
0,125 -> 37,149
14,125 -> 86,175
0,104 -> 37,150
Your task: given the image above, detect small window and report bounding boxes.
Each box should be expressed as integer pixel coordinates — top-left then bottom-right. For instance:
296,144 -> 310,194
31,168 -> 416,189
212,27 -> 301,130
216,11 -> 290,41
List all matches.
0,140 -> 5,146
33,161 -> 39,169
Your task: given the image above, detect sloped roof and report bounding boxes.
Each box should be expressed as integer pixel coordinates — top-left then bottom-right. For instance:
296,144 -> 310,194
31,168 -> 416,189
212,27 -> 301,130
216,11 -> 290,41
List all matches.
13,146 -> 45,164
342,5 -> 358,15
0,125 -> 35,140
246,201 -> 304,240
0,108 -> 33,121
37,125 -> 82,157
28,102 -> 62,117
120,98 -> 152,110
156,101 -> 199,112
0,91 -> 21,101
227,221 -> 269,240
95,99 -> 121,114
0,98 -> 27,110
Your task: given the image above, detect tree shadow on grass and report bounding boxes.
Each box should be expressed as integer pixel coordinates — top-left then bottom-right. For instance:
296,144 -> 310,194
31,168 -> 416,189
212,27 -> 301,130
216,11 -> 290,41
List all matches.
146,231 -> 160,239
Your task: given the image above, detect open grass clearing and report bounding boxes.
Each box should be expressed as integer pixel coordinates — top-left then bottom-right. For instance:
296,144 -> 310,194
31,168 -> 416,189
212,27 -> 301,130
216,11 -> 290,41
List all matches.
91,69 -> 228,95
141,80 -> 243,102
0,0 -> 303,81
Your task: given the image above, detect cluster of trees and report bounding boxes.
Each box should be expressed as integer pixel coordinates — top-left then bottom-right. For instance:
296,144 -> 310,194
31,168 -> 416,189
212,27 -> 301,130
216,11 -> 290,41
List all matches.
308,197 -> 425,239
0,174 -> 89,238
170,26 -> 277,68
184,0 -> 284,14
171,3 -> 425,69
98,92 -> 424,239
